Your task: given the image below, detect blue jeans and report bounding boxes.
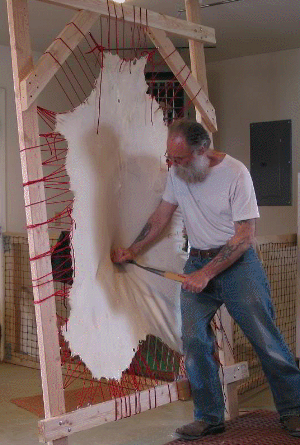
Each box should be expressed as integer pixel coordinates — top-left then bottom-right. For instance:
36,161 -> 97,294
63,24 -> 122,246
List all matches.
181,246 -> 300,424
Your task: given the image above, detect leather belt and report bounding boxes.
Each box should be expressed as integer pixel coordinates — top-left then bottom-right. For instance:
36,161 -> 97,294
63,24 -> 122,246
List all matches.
190,246 -> 223,259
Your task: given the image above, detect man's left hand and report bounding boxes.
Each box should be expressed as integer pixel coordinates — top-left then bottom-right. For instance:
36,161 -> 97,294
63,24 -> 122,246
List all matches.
182,270 -> 211,293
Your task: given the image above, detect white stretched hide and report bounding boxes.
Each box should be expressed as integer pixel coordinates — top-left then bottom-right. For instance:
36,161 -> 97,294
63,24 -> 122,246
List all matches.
56,54 -> 186,380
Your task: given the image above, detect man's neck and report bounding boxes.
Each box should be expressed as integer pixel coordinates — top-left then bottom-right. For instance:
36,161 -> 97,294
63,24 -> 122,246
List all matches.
206,150 -> 226,168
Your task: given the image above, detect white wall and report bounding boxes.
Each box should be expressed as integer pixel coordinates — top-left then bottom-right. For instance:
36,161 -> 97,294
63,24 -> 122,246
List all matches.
207,48 -> 300,236
0,44 -> 72,234
0,45 -> 25,233
0,87 -> 5,232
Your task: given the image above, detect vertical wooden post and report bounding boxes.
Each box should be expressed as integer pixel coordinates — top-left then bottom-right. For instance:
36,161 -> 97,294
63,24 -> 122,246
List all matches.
184,0 -> 213,144
185,0 -> 208,95
6,1 -> 67,443
217,306 -> 239,419
185,0 -> 239,418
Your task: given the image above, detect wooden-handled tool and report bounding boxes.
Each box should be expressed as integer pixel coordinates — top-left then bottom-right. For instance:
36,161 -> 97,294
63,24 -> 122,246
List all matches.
127,260 -> 185,283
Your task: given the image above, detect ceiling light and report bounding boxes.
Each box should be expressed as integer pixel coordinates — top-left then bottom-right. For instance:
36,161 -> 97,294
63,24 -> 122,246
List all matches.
200,0 -> 242,7
178,0 -> 242,13
113,0 -> 126,3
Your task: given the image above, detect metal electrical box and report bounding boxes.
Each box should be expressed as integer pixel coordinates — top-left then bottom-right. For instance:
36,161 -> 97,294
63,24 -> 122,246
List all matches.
250,120 -> 292,206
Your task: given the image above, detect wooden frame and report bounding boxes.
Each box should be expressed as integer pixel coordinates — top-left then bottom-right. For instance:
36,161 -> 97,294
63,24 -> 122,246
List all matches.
21,0 -> 218,134
6,0 -> 246,443
7,2 -> 67,445
37,0 -> 216,44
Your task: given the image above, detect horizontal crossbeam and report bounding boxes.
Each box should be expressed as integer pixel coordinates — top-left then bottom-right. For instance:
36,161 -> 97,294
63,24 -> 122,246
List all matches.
39,381 -> 180,443
21,0 -> 216,110
37,0 -> 216,44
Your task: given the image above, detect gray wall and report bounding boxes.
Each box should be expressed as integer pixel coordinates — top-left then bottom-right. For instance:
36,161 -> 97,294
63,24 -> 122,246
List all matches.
207,48 -> 300,236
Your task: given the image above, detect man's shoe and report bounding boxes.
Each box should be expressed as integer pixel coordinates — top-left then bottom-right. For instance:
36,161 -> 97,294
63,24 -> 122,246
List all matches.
281,415 -> 300,437
175,420 -> 225,441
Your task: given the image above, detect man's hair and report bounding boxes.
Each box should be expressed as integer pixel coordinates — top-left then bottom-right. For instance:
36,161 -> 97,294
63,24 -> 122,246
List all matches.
168,118 -> 211,151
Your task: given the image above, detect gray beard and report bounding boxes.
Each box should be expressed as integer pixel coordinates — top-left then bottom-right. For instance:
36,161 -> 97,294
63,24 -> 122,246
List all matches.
175,154 -> 210,183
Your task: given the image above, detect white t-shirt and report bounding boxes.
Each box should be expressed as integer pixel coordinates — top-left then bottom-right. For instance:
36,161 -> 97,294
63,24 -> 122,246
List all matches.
162,154 -> 260,250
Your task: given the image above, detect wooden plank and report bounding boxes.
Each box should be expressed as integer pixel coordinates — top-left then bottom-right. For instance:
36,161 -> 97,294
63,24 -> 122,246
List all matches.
39,381 -> 179,443
6,1 -> 68,444
20,10 -> 99,111
256,233 -> 297,245
223,361 -> 249,385
37,0 -> 216,45
185,0 -> 208,95
216,305 -> 240,420
185,0 -> 213,141
146,27 -> 217,133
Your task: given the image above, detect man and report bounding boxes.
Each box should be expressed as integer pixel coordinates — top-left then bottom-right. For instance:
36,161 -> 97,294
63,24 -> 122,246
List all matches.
112,118 -> 300,440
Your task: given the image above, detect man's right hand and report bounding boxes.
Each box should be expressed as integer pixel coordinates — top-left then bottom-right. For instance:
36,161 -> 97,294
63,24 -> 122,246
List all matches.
111,248 -> 136,264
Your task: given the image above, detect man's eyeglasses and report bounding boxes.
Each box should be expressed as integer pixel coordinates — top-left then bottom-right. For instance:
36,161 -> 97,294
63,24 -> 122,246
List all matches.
164,153 -> 192,165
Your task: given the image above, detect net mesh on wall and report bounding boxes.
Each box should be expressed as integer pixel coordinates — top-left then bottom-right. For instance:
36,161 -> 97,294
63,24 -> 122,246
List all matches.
4,235 -> 185,411
4,233 -> 298,400
233,238 -> 297,396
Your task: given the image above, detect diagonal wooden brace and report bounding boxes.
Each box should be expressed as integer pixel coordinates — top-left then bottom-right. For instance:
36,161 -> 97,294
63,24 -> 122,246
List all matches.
20,9 -> 99,111
147,27 -> 217,133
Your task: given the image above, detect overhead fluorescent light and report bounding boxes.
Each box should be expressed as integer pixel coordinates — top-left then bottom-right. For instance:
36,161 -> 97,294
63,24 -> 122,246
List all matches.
201,0 -> 242,7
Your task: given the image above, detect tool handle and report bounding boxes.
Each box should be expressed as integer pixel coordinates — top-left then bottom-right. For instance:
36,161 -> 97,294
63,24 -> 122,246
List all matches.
164,271 -> 186,283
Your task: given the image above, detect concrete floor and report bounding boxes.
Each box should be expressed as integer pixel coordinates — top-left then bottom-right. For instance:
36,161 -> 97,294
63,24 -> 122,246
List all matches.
0,362 -> 275,445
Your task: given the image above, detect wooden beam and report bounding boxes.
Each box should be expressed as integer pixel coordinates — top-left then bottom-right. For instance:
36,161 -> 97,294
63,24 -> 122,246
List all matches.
146,27 -> 217,133
20,10 -> 99,111
185,0 -> 213,141
6,1 -> 68,444
39,381 -> 179,443
256,233 -> 297,245
37,0 -> 216,45
217,306 -> 240,420
223,361 -> 249,385
185,0 -> 208,95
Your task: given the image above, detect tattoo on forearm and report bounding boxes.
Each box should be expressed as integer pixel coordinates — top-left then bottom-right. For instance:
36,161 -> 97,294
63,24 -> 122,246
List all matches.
204,219 -> 256,278
133,222 -> 152,244
214,240 -> 246,263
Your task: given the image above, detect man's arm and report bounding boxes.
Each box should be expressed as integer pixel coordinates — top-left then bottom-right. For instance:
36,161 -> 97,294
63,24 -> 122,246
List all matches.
182,218 -> 256,293
111,200 -> 178,263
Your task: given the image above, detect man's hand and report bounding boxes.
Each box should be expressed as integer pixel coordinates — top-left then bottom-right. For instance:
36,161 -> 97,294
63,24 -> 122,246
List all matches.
182,269 -> 211,293
111,248 -> 135,264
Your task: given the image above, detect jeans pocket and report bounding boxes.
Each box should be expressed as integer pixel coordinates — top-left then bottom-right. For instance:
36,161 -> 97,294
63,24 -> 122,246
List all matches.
183,257 -> 199,274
